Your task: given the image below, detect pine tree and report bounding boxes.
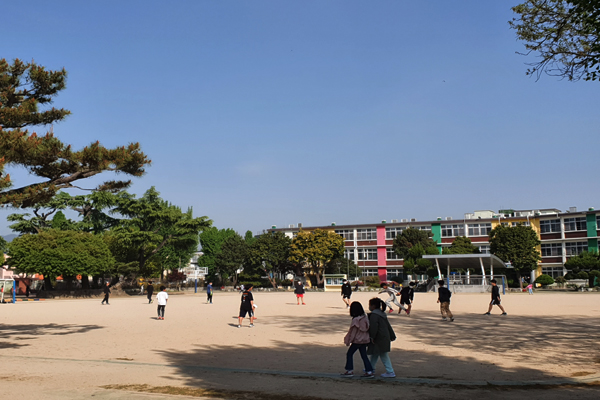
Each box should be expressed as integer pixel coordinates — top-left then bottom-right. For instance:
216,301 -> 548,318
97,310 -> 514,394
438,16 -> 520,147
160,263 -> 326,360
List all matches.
0,58 -> 150,207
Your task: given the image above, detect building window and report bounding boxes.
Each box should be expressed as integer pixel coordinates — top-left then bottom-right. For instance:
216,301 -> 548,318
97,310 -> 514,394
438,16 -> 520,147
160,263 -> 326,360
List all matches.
356,228 -> 377,240
386,268 -> 402,278
478,245 -> 490,254
468,223 -> 492,236
542,267 -> 565,278
413,225 -> 432,231
565,241 -> 587,256
540,219 -> 561,233
357,248 -> 378,260
502,221 -> 530,227
596,215 -> 600,229
441,224 -> 465,237
386,248 -> 400,260
344,249 -> 355,261
335,229 -> 354,240
361,268 -> 379,277
385,227 -> 403,239
564,217 -> 586,232
541,243 -> 562,257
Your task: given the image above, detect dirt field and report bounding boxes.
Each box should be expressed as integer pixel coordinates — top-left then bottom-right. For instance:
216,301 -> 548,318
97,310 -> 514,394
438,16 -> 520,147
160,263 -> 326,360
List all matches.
1,290 -> 600,399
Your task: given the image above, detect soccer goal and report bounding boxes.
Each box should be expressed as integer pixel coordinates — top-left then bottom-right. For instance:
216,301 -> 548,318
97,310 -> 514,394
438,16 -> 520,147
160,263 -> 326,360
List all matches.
0,279 -> 15,303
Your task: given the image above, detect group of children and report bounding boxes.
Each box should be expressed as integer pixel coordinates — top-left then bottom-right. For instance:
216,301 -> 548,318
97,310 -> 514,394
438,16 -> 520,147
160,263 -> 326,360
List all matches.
341,278 -> 508,378
342,298 -> 397,378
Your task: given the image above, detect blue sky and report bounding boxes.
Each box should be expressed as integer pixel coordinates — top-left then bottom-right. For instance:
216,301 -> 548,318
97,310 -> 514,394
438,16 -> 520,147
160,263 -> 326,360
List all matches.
2,1 -> 599,236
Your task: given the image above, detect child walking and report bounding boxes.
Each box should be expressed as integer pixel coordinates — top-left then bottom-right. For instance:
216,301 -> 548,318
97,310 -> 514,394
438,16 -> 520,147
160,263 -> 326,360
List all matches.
340,302 -> 374,378
156,286 -> 168,320
399,282 -> 415,316
484,279 -> 507,316
378,283 -> 406,314
437,280 -> 454,322
526,283 -> 533,295
367,298 -> 397,378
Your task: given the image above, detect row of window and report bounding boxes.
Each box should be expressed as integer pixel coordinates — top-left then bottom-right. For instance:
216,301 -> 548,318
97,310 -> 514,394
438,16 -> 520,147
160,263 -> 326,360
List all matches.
335,216 -> 599,242
540,217 -> 587,233
541,241 -> 588,257
345,245 -> 490,261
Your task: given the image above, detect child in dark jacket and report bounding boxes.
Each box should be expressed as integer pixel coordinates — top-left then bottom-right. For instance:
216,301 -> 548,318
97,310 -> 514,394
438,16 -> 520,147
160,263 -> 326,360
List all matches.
367,298 -> 397,378
341,302 -> 374,378
437,280 -> 454,322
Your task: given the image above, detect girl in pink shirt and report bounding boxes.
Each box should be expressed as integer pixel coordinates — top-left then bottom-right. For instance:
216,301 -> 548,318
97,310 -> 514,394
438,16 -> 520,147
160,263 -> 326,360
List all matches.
341,302 -> 374,378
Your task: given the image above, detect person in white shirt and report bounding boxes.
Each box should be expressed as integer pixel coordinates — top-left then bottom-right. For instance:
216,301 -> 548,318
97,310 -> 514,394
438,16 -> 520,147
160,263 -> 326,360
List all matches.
156,286 -> 169,320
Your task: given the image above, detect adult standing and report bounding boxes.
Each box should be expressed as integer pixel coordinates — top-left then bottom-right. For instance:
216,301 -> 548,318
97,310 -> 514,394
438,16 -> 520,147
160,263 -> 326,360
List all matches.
206,282 -> 213,304
101,282 -> 111,305
146,281 -> 154,304
238,284 -> 255,328
294,280 -> 306,305
341,279 -> 353,308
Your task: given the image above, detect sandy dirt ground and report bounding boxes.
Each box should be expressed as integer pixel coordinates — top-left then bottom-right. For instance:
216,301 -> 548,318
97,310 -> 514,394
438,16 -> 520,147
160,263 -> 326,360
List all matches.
1,289 -> 600,399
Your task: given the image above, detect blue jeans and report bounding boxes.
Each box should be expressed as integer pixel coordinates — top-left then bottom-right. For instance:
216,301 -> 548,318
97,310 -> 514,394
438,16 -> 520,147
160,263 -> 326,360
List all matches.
370,352 -> 394,374
345,343 -> 373,372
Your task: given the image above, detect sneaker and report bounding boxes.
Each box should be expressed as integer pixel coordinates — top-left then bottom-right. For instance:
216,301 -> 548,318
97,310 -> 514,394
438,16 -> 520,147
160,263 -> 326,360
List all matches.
340,371 -> 354,377
442,317 -> 447,321
484,312 -> 491,315
362,372 -> 375,378
501,312 -> 507,316
237,325 -> 241,328
381,372 -> 396,378
249,324 -> 254,328
388,309 -> 394,313
406,311 -> 411,317
450,317 -> 454,322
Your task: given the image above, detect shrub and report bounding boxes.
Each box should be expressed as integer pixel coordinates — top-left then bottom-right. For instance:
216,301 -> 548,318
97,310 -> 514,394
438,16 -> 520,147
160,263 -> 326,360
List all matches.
554,276 -> 566,284
535,274 -> 555,286
365,276 -> 381,288
577,271 -> 589,280
564,272 -> 575,280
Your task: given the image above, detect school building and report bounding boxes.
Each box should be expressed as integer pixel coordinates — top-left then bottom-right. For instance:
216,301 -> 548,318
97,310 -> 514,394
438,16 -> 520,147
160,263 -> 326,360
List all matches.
269,207 -> 600,282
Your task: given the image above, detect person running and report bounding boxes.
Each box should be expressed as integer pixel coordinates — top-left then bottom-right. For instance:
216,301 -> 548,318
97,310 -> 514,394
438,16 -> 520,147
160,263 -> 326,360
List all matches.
484,279 -> 507,316
340,301 -> 374,378
526,283 -> 533,295
367,298 -> 396,378
437,280 -> 454,322
206,282 -> 213,304
146,281 -> 154,304
294,280 -> 306,305
399,282 -> 415,316
238,284 -> 255,328
156,285 -> 168,320
341,279 -> 353,308
101,282 -> 111,305
379,283 -> 406,314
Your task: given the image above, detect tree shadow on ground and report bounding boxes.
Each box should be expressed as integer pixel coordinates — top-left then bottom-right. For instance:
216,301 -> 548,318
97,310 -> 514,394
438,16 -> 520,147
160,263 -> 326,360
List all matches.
156,341 -> 599,400
264,311 -> 600,370
0,323 -> 103,349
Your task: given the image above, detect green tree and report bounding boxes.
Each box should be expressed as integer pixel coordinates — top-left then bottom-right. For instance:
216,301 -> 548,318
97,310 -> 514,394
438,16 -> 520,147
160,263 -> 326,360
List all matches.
8,229 -> 114,290
564,251 -> 600,271
535,273 -> 555,286
7,192 -> 74,234
442,236 -> 480,255
489,224 -> 541,289
392,228 -> 440,276
198,227 -> 237,283
510,0 -> 600,81
244,230 -> 257,246
289,229 -> 344,286
0,236 -> 7,265
0,58 -> 150,207
110,187 -> 211,281
247,231 -> 293,288
215,233 -> 248,286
